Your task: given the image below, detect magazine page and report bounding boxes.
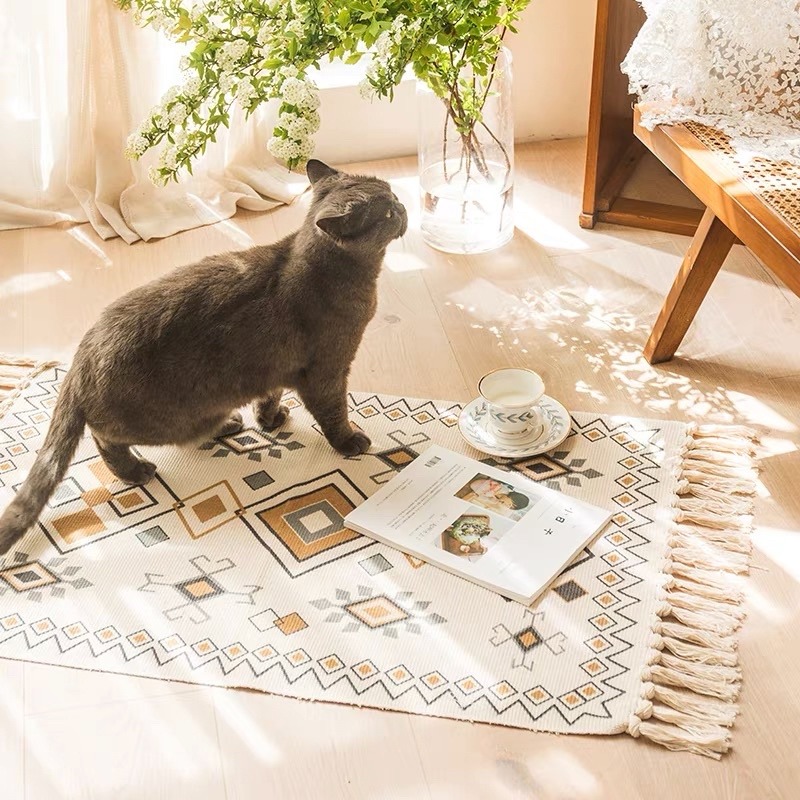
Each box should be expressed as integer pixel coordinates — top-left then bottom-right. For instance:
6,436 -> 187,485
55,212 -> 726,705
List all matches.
345,445 -> 613,602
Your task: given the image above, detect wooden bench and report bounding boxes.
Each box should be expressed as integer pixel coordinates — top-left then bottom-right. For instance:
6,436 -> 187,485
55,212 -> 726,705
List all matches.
582,0 -> 800,363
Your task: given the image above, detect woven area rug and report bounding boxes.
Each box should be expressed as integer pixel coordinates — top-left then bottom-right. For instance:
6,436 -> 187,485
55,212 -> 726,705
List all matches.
0,358 -> 759,757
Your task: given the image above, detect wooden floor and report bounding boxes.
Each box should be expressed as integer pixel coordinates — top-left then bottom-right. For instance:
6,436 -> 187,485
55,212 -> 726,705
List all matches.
1,139 -> 799,799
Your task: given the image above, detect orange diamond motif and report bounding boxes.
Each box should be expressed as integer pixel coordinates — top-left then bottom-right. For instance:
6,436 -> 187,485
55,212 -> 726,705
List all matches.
95,626 -> 119,642
254,645 -> 277,661
490,681 -> 516,699
599,571 -> 622,586
345,596 -> 409,629
193,639 -> 217,656
578,683 -> 603,700
62,622 -> 88,639
526,686 -> 552,705
287,649 -> 310,665
275,612 -> 308,635
128,630 -> 152,647
422,671 -> 446,688
595,592 -> 617,608
561,692 -> 582,707
319,655 -> 343,673
354,660 -> 377,678
586,635 -> 612,653
1,614 -> 23,630
224,643 -> 247,659
387,665 -> 413,685
591,614 -> 614,631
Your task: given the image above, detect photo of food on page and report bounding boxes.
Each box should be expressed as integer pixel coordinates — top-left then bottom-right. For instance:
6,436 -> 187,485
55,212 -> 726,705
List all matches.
436,508 -> 515,561
454,474 -> 532,522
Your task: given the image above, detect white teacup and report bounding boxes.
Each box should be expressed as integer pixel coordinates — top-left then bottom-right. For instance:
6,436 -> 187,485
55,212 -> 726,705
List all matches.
478,368 -> 545,441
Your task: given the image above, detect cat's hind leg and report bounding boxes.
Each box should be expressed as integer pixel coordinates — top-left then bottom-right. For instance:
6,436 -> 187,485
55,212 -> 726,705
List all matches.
92,435 -> 156,485
253,390 -> 290,431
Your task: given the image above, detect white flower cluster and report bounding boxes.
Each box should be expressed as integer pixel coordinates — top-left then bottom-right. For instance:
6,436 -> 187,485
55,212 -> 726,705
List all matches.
267,74 -> 321,165
217,39 -> 249,73
281,76 -> 320,110
285,19 -> 304,38
278,109 -> 320,138
360,16 -> 421,100
236,78 -> 256,104
124,133 -> 149,158
183,74 -> 201,97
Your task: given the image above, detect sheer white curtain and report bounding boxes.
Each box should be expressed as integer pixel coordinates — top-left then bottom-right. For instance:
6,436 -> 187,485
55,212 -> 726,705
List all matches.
622,0 -> 800,165
0,0 -> 304,243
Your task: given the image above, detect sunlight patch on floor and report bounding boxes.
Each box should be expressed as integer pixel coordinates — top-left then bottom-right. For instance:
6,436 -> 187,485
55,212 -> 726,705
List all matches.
0,271 -> 62,299
513,199 -> 589,252
212,690 -> 283,765
67,227 -> 113,268
752,526 -> 800,585
727,392 -> 797,434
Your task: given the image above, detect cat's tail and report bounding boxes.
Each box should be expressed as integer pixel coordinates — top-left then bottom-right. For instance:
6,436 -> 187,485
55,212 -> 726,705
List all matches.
0,373 -> 85,556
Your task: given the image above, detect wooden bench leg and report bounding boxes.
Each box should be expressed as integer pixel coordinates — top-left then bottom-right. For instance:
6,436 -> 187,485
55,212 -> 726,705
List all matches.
643,207 -> 737,364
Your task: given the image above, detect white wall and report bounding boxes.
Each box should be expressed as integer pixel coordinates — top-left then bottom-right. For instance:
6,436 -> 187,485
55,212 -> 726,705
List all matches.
312,0 -> 597,164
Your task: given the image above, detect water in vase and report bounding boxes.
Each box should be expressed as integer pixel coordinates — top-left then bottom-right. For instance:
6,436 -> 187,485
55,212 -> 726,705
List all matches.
420,159 -> 514,255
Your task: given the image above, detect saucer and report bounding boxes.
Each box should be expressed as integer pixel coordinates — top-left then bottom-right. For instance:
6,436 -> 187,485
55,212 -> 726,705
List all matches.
458,395 -> 572,459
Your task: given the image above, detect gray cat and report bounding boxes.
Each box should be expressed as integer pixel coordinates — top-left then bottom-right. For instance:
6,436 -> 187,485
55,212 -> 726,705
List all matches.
0,160 -> 407,556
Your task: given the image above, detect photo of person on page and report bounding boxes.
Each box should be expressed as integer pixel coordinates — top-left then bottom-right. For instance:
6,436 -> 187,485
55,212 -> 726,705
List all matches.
455,474 -> 532,522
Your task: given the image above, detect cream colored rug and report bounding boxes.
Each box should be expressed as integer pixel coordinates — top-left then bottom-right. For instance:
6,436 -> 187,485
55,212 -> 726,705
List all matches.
0,358 -> 758,757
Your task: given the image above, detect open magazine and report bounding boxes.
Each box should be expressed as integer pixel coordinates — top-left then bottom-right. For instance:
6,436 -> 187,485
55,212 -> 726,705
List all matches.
344,445 -> 613,604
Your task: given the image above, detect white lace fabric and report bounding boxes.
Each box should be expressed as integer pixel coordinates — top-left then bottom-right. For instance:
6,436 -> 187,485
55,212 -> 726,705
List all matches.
622,0 -> 800,166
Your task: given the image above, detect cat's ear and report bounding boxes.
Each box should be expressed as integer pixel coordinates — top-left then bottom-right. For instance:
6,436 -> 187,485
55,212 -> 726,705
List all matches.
315,203 -> 363,239
306,159 -> 339,185
315,210 -> 350,239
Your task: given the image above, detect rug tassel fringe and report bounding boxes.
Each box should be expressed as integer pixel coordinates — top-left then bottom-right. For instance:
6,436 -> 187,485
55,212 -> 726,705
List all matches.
0,354 -> 58,420
627,424 -> 758,759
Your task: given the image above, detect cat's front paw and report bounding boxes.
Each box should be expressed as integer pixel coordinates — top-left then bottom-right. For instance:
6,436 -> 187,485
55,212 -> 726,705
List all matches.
332,430 -> 371,457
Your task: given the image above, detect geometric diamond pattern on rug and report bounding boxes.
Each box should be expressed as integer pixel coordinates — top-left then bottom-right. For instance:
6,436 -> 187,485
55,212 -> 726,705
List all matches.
552,580 -> 587,602
511,454 -> 568,482
137,525 -> 169,548
48,477 -> 83,507
513,626 -> 543,652
525,685 -> 552,705
376,446 -> 417,470
0,562 -> 59,592
274,612 -> 307,635
175,576 -> 225,602
176,480 -> 244,539
243,470 -> 274,491
345,595 -> 409,629
456,676 -> 482,695
358,553 -> 393,576
318,654 -> 345,674
612,492 -> 637,507
256,483 -> 359,563
51,507 -> 106,545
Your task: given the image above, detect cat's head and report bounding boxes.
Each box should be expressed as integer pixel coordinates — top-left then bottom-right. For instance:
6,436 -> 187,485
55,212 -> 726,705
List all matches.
305,159 -> 407,252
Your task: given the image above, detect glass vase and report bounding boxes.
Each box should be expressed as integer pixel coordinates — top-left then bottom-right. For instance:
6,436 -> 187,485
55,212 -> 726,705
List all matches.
417,47 -> 514,254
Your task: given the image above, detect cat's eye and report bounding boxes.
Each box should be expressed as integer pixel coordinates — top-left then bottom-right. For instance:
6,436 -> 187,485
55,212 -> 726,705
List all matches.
385,209 -> 393,218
